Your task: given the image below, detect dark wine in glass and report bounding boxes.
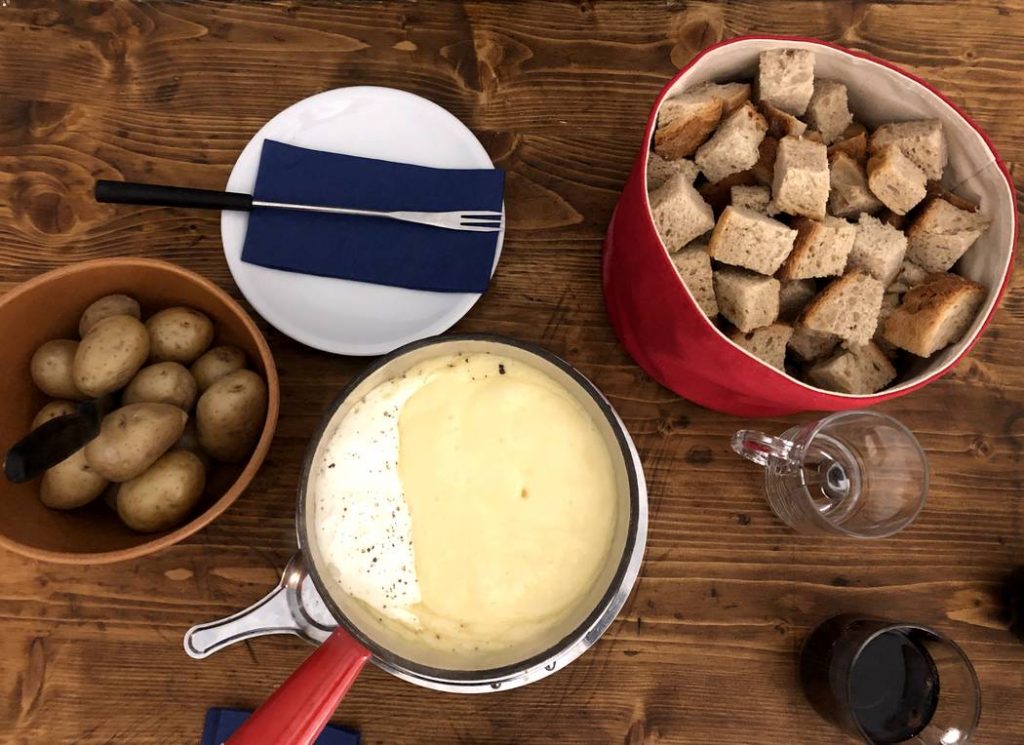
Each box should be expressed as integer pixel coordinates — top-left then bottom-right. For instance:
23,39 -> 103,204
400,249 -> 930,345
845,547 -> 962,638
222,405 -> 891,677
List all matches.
847,629 -> 939,742
800,616 -> 980,744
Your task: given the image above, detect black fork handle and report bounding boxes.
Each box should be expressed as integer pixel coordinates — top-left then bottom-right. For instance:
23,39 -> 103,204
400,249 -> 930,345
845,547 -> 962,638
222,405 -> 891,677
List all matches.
95,180 -> 254,211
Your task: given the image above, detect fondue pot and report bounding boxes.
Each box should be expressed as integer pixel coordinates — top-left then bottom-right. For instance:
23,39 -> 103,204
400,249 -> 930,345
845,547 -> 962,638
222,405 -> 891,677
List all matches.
184,334 -> 648,745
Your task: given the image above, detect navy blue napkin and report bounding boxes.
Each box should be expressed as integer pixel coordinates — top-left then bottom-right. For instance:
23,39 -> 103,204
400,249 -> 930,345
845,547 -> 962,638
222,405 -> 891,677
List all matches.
200,707 -> 359,745
240,140 -> 504,293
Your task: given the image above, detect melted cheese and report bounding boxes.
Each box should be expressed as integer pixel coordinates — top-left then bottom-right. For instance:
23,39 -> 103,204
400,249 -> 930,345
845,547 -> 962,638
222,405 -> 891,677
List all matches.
313,352 -> 617,658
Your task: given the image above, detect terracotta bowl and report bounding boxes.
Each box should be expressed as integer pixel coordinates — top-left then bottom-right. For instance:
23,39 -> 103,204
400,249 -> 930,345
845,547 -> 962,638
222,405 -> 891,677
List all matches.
0,258 -> 279,564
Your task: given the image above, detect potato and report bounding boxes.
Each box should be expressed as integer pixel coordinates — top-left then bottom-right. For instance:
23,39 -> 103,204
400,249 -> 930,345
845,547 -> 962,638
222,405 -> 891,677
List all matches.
102,483 -> 119,511
31,340 -> 85,399
175,420 -> 212,470
190,345 -> 246,392
83,403 -> 187,482
146,307 -> 214,364
79,294 -> 141,337
73,315 -> 150,397
123,362 -> 197,410
197,369 -> 267,462
31,400 -> 77,430
40,449 -> 108,509
116,450 -> 206,532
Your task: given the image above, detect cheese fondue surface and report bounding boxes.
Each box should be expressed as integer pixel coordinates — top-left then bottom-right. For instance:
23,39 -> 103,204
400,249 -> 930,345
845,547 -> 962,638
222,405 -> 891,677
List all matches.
312,351 -> 618,659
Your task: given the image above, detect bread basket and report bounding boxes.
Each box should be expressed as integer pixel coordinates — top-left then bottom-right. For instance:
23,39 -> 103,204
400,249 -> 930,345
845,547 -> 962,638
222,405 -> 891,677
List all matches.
602,35 -> 1017,417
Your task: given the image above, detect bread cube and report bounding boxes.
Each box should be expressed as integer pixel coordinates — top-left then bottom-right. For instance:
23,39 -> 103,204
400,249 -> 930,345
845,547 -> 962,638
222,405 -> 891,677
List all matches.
760,100 -> 807,138
758,48 -> 815,116
925,182 -> 980,214
799,269 -> 885,346
707,206 -> 797,275
772,136 -> 829,220
805,80 -> 853,144
878,209 -> 907,231
847,213 -> 908,285
729,323 -> 793,370
881,273 -> 987,356
695,102 -> 768,183
788,325 -> 839,362
655,82 -> 752,159
778,278 -> 817,322
699,171 -> 759,213
873,292 -> 902,359
750,135 -> 778,186
656,97 -> 721,161
779,217 -> 857,280
867,145 -> 927,215
906,198 -> 992,272
828,152 -> 883,218
887,260 -> 930,295
647,152 -> 700,191
730,184 -> 772,214
869,119 -> 948,181
670,244 -> 718,317
714,267 -> 780,333
807,342 -> 896,394
827,122 -> 868,164
649,172 -> 715,251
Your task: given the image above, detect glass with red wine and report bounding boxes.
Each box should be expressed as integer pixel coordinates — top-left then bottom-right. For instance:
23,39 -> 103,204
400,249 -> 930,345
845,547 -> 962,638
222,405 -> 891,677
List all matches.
800,616 -> 980,744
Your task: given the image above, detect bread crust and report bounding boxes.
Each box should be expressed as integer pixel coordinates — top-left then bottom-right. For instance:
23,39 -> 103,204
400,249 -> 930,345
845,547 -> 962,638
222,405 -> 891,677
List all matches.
881,273 -> 986,356
654,97 -> 723,160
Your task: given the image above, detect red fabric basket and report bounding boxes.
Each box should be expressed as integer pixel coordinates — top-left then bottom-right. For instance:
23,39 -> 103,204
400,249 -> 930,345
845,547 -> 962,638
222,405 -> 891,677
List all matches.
602,36 -> 1017,417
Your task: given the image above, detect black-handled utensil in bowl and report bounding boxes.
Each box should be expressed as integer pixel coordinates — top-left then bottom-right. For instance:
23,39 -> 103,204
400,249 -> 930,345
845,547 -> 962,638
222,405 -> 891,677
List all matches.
94,180 -> 503,232
4,394 -> 118,483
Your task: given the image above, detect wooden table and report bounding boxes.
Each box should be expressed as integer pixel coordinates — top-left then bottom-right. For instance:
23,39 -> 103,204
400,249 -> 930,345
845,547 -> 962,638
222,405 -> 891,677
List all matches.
1,1 -> 1022,742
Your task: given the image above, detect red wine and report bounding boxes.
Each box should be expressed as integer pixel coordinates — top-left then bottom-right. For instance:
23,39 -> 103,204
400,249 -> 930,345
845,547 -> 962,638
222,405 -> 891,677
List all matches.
800,616 -> 954,744
849,630 -> 940,744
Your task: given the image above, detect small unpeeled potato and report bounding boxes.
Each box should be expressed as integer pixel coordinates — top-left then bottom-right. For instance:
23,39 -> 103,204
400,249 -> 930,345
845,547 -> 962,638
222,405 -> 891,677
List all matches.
197,369 -> 267,462
31,400 -> 77,430
79,294 -> 141,337
31,340 -> 85,400
146,307 -> 214,364
73,315 -> 150,397
102,483 -> 119,511
117,450 -> 206,533
175,419 -> 212,470
123,362 -> 197,411
40,449 -> 108,509
84,403 -> 187,482
190,345 -> 246,392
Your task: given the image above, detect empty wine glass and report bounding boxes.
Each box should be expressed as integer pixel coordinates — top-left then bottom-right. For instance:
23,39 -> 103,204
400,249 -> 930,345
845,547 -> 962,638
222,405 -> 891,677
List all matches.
732,410 -> 928,538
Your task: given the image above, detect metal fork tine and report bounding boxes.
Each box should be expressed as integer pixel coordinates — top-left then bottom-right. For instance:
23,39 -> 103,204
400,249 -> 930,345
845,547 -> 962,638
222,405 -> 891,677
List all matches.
459,211 -> 504,219
456,224 -> 502,232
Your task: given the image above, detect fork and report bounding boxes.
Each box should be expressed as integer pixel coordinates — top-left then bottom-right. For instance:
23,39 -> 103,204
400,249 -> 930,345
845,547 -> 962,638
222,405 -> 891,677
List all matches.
94,180 -> 504,233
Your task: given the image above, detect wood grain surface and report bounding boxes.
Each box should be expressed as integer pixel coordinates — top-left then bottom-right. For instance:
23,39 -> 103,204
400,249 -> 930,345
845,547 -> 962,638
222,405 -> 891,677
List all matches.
1,1 -> 1022,743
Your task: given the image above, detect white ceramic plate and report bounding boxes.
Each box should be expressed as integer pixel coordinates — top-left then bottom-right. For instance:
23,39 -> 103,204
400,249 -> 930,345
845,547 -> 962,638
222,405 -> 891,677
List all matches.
222,87 -> 504,356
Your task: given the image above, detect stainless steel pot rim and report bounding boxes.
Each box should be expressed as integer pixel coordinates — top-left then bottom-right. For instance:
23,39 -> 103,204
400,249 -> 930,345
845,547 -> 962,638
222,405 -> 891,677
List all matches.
295,332 -> 645,687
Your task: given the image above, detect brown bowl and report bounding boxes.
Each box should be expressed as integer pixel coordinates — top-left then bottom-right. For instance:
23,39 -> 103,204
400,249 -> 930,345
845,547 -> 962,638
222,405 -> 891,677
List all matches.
0,258 -> 279,564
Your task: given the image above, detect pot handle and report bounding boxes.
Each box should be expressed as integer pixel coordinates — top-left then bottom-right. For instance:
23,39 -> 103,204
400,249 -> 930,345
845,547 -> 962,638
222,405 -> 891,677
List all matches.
184,583 -> 297,659
227,628 -> 370,745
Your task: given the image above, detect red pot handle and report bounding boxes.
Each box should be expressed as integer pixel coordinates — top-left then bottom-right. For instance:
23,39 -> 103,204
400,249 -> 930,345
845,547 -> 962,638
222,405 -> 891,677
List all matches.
227,628 -> 370,745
